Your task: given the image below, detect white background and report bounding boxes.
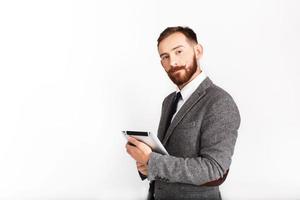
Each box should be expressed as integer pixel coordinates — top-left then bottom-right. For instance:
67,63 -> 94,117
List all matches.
0,0 -> 299,199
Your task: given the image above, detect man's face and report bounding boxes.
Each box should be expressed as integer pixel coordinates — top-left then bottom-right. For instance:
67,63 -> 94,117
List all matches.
158,32 -> 202,87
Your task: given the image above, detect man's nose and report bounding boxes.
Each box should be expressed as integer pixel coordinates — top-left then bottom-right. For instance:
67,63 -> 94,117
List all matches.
170,55 -> 179,67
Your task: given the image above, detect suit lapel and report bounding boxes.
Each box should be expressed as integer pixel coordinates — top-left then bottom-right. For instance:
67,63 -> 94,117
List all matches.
162,77 -> 213,145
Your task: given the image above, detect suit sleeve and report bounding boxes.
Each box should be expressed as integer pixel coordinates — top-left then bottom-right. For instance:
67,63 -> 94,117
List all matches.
147,95 -> 241,185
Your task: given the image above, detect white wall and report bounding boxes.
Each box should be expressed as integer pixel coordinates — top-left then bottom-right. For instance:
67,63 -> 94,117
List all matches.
0,0 -> 299,199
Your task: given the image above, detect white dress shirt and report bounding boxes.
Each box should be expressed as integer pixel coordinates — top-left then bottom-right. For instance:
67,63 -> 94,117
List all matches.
172,71 -> 207,121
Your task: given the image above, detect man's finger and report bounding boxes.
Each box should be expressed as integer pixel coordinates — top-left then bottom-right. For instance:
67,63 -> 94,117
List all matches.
137,162 -> 145,167
125,143 -> 132,150
127,137 -> 143,149
127,136 -> 139,145
126,143 -> 136,154
137,165 -> 146,171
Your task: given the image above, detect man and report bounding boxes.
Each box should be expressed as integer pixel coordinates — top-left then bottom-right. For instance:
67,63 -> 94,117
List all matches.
126,26 -> 241,200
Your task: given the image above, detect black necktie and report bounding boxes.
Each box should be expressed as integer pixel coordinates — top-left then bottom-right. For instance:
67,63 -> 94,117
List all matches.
165,92 -> 182,130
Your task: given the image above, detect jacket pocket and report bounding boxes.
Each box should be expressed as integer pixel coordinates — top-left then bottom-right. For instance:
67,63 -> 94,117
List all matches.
176,121 -> 197,129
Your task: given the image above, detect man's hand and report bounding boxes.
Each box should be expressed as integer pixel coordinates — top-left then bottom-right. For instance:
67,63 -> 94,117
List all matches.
137,161 -> 148,176
125,136 -> 152,164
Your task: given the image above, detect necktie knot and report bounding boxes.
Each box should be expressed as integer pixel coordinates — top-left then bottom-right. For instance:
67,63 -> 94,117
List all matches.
171,92 -> 181,116
174,92 -> 182,105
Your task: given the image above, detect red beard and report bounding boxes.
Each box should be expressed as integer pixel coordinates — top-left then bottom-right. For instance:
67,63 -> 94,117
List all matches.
167,56 -> 198,86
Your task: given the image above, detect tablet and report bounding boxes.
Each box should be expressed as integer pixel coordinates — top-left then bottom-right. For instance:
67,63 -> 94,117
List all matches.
122,131 -> 169,155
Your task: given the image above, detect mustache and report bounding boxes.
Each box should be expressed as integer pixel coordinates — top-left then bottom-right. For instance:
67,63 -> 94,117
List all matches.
168,65 -> 186,73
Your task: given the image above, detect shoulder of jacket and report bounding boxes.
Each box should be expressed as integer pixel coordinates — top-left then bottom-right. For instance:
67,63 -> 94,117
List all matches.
162,91 -> 176,105
205,83 -> 234,102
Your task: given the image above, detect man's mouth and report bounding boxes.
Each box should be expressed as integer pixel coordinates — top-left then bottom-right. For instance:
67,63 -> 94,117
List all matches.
168,65 -> 186,73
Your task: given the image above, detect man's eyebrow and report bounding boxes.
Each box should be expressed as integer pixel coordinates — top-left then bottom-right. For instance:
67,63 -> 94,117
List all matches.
171,45 -> 184,51
160,45 -> 184,57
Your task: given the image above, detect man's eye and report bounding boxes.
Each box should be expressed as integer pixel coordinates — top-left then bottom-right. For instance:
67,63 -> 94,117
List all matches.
176,50 -> 182,54
162,56 -> 169,60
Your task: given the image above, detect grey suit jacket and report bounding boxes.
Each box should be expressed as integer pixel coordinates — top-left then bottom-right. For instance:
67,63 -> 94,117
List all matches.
143,77 -> 240,200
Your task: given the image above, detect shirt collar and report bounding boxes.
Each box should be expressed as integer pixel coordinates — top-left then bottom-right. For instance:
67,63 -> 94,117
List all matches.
176,71 -> 207,102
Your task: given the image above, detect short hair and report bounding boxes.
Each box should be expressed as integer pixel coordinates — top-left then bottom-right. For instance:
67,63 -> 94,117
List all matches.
157,26 -> 198,47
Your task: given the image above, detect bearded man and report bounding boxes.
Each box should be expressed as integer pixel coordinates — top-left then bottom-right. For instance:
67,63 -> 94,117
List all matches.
126,26 -> 241,200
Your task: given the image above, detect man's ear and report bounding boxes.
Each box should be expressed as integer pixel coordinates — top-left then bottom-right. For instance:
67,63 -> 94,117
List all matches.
194,44 -> 203,60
